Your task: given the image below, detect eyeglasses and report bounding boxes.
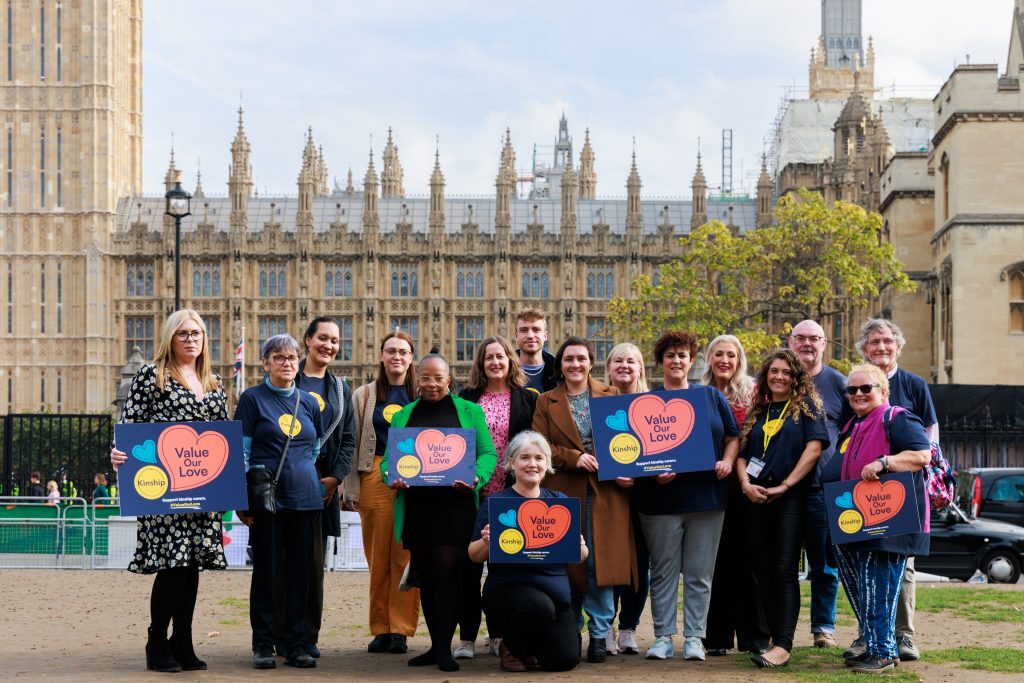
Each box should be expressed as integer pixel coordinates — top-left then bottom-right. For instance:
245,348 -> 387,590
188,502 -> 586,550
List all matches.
174,330 -> 204,342
846,384 -> 879,395
383,348 -> 412,357
417,375 -> 448,385
791,335 -> 823,344
270,355 -> 300,366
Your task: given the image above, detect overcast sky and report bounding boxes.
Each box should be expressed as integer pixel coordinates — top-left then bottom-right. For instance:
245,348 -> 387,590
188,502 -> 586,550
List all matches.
142,0 -> 1016,199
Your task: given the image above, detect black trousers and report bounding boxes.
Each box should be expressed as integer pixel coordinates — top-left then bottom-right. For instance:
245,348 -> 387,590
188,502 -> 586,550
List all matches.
274,531 -> 327,647
745,487 -> 805,652
482,584 -> 579,672
250,508 -> 321,652
459,555 -> 485,642
704,485 -> 770,652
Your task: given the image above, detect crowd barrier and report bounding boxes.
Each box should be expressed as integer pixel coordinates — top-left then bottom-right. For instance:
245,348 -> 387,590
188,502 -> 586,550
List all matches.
0,497 -> 368,571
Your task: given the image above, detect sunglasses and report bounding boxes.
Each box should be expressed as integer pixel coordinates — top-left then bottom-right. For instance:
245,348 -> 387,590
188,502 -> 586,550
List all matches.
846,384 -> 879,396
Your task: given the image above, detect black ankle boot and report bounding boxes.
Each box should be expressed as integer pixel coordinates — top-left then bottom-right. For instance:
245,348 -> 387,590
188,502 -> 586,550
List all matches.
169,628 -> 207,671
146,626 -> 182,673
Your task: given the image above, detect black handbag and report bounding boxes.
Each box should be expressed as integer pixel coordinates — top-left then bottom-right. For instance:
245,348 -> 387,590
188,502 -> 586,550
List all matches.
246,388 -> 301,515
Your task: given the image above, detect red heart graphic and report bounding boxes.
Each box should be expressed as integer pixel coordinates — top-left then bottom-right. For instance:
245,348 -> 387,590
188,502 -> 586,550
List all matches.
627,394 -> 695,456
156,424 -> 230,492
415,429 -> 467,474
852,479 -> 906,526
518,499 -> 571,549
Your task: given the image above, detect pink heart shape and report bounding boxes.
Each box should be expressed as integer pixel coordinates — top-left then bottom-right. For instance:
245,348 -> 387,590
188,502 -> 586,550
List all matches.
157,424 -> 230,492
415,429 -> 467,474
627,394 -> 695,456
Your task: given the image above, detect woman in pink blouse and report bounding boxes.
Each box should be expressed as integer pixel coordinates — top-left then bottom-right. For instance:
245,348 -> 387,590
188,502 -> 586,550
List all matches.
456,335 -> 538,658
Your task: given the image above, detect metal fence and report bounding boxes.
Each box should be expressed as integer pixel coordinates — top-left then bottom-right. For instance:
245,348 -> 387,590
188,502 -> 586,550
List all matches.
0,497 -> 368,571
939,415 -> 1024,470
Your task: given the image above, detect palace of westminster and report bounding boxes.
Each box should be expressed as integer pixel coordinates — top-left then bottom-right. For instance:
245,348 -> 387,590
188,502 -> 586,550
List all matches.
2,0 -> 1024,413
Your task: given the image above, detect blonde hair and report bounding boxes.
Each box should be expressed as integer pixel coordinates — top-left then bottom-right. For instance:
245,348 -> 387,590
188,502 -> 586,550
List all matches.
604,343 -> 649,393
46,480 -> 58,493
701,334 -> 754,408
153,309 -> 220,393
848,363 -> 890,399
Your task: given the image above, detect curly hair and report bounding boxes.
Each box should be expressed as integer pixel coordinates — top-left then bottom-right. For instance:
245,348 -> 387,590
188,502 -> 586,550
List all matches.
740,348 -> 824,447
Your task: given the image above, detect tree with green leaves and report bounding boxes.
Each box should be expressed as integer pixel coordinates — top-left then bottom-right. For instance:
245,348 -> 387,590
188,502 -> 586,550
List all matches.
610,189 -> 914,359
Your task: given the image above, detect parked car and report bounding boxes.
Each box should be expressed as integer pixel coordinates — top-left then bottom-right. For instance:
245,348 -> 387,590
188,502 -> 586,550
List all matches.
917,503 -> 1024,583
956,468 -> 1024,527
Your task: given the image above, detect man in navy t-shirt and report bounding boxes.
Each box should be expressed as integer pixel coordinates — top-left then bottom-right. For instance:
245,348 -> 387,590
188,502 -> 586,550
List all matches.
789,320 -> 848,649
855,317 -> 937,663
514,308 -> 557,395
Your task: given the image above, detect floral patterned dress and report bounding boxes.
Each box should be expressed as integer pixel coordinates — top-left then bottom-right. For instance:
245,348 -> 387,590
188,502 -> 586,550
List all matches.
119,364 -> 228,574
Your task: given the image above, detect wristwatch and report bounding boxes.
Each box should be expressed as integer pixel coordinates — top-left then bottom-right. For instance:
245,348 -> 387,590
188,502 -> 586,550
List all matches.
877,455 -> 890,474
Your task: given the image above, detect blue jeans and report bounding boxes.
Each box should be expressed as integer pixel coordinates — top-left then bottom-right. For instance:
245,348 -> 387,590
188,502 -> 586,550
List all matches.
572,491 -> 614,638
833,545 -> 907,659
803,489 -> 838,635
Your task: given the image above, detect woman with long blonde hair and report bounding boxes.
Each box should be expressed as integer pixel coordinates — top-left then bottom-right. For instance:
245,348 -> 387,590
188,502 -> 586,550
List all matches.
110,309 -> 228,673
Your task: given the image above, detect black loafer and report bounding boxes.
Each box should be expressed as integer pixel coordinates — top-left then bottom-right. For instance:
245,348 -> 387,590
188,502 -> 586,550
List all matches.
253,645 -> 276,669
307,643 -> 321,658
587,637 -> 607,663
368,634 -> 391,653
388,634 -> 408,654
284,650 -> 317,668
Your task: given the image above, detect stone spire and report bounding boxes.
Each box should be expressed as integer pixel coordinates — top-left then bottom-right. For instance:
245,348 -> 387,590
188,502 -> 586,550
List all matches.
690,147 -> 707,229
495,162 -> 512,230
500,128 -> 516,182
193,161 -> 205,198
756,155 -> 773,228
164,143 -> 179,192
228,107 -> 253,225
380,127 -> 405,198
345,168 -> 354,197
297,134 -> 315,227
578,128 -> 596,200
560,156 -> 577,231
429,144 -> 445,229
625,146 -> 642,231
363,149 -> 379,228
315,145 -> 329,196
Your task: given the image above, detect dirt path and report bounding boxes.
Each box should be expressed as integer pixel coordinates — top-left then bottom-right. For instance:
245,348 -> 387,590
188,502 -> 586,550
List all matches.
3,570 -> 1021,681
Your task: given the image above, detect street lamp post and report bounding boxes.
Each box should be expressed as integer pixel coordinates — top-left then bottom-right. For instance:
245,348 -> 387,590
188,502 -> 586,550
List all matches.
164,174 -> 192,311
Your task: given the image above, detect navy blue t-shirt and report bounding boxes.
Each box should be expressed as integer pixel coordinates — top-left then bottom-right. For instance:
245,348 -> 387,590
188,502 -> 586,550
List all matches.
298,372 -> 334,435
821,407 -> 931,556
636,384 -> 739,514
472,488 -> 572,604
811,366 -> 851,485
888,368 -> 937,427
521,364 -> 546,395
741,397 -> 830,485
236,382 -> 324,511
373,385 -> 411,456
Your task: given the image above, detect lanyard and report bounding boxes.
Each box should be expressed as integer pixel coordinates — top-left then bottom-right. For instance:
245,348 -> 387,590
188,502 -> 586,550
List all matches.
761,400 -> 790,458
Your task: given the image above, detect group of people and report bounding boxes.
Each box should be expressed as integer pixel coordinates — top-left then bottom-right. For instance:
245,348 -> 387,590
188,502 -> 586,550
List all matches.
22,471 -> 110,504
110,306 -> 937,675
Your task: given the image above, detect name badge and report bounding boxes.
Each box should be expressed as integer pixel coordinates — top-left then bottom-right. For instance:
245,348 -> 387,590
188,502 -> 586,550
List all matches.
745,457 -> 765,478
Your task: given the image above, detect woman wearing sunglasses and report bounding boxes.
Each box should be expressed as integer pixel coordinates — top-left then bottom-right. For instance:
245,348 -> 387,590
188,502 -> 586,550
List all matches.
819,364 -> 930,674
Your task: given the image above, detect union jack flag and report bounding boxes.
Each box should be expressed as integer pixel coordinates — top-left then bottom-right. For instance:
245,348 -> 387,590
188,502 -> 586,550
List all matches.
232,328 -> 244,398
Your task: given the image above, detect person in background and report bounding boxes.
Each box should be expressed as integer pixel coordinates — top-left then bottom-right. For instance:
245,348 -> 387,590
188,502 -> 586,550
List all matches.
110,309 -> 228,673
603,342 -> 650,656
514,308 -> 557,395
46,480 -> 60,505
737,349 -> 828,669
821,364 -> 930,673
854,318 -> 937,663
456,335 -> 538,659
383,353 -> 497,673
93,474 -> 110,502
788,320 -> 849,649
26,472 -> 45,498
636,331 -> 739,662
342,331 -> 420,656
701,334 -> 768,657
469,431 -> 584,673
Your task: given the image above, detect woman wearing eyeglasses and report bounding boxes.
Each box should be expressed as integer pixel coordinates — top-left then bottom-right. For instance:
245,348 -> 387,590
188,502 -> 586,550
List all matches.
736,349 -> 827,669
382,353 -> 497,672
109,310 -> 228,673
343,331 -> 420,656
235,335 -> 325,669
820,364 -> 930,674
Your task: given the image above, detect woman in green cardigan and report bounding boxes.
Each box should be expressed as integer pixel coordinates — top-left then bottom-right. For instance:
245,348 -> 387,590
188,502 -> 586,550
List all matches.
383,353 -> 497,672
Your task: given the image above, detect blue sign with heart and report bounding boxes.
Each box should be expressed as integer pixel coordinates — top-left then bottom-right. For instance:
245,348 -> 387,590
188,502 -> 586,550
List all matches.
823,471 -> 921,545
487,493 -> 581,564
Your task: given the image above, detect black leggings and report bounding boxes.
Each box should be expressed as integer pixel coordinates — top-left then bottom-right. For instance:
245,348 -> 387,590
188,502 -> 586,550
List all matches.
745,488 -> 805,651
409,544 -> 469,661
482,584 -> 579,672
459,556 -> 485,641
150,566 -> 200,635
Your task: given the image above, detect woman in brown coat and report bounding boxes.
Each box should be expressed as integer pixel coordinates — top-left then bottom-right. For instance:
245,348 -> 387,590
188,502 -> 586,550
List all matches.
531,336 -> 636,664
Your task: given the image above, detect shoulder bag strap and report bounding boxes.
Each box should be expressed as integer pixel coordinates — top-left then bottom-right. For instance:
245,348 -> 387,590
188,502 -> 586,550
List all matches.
273,387 -> 303,485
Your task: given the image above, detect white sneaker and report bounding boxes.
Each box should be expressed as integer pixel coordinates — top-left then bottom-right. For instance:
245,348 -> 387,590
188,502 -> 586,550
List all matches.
617,628 -> 639,655
489,637 -> 501,657
453,640 -> 475,659
646,636 -> 674,660
683,637 -> 705,661
605,628 -> 618,655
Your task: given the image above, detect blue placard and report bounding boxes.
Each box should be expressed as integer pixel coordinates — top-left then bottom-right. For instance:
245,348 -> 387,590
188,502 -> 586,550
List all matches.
488,495 -> 581,564
386,427 -> 476,487
823,471 -> 921,545
590,389 -> 717,480
114,420 -> 247,515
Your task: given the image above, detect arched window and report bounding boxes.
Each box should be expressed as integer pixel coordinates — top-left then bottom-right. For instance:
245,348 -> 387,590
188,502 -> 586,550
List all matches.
521,273 -> 530,297
391,271 -> 400,297
192,272 -> 201,296
457,272 -> 465,297
260,271 -> 268,297
587,273 -> 596,298
540,273 -> 549,298
941,153 -> 950,222
1010,267 -> 1024,333
202,272 -> 210,297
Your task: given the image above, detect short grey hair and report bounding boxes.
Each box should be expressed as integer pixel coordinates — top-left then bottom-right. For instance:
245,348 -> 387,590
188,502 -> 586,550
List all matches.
261,334 -> 301,359
855,318 -> 906,355
503,430 -> 555,478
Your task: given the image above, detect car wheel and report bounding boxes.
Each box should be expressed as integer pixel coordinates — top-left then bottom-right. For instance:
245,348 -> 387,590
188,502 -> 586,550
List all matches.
982,550 -> 1021,584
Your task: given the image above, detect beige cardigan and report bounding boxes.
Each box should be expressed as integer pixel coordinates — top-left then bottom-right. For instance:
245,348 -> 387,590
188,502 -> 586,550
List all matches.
342,381 -> 379,503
